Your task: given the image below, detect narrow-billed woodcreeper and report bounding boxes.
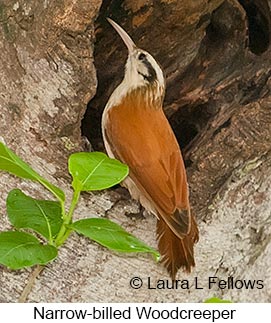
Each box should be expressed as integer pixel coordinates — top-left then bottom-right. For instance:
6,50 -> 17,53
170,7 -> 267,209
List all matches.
102,18 -> 199,279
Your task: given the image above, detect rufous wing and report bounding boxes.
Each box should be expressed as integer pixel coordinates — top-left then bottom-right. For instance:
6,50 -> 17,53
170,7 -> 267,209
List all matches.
104,94 -> 199,277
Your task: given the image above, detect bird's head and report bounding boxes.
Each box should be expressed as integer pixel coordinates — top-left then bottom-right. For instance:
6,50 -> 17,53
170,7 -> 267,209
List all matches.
107,18 -> 165,103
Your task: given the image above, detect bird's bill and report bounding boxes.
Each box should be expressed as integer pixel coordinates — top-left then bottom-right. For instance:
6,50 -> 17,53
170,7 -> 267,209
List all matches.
107,18 -> 136,54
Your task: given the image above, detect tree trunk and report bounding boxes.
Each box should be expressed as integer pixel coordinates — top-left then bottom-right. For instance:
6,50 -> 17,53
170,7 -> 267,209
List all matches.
1,0 -> 271,302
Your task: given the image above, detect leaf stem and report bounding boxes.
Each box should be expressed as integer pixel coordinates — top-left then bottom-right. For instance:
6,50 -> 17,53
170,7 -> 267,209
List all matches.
54,189 -> 80,247
66,189 -> 80,224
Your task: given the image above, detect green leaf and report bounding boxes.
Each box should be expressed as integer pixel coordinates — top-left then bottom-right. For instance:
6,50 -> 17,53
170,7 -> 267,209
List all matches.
204,297 -> 233,303
7,189 -> 63,241
0,231 -> 57,269
68,152 -> 129,192
0,142 -> 65,203
71,218 -> 159,259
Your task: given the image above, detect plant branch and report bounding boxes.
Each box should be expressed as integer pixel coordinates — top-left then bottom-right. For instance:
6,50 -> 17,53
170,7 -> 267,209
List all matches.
18,265 -> 44,303
66,189 -> 80,224
54,189 -> 80,246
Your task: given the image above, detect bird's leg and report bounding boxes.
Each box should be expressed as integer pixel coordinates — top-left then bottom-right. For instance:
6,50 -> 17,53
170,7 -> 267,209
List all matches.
104,187 -> 145,219
114,186 -> 131,201
125,203 -> 145,219
111,187 -> 146,218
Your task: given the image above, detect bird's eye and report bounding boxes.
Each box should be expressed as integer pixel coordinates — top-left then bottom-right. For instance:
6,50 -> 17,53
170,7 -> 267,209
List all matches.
138,53 -> 146,60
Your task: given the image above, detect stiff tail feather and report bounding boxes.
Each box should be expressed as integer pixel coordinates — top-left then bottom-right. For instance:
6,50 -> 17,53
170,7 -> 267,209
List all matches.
156,214 -> 199,280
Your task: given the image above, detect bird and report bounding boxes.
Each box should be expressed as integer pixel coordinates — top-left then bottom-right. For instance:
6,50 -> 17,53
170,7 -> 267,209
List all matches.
102,18 -> 199,279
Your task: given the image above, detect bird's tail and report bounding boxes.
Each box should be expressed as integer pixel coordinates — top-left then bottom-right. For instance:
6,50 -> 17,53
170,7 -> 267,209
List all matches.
156,213 -> 199,280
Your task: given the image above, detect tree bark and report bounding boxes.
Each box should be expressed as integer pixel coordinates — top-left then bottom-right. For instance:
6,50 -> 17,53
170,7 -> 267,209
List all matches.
1,0 -> 271,302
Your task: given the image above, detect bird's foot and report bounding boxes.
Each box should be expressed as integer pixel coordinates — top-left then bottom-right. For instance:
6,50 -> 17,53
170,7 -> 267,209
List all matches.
125,204 -> 145,219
